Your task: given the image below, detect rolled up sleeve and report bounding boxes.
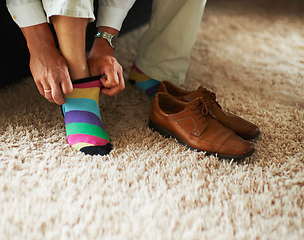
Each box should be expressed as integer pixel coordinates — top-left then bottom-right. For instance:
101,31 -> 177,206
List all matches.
97,0 -> 135,30
6,0 -> 47,27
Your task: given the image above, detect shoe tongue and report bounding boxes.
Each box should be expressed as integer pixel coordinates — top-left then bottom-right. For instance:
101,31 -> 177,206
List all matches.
185,97 -> 213,117
185,97 -> 203,109
181,87 -> 203,102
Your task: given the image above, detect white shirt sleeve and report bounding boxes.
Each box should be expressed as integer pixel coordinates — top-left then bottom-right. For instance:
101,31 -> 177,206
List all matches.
6,0 -> 47,28
97,0 -> 136,30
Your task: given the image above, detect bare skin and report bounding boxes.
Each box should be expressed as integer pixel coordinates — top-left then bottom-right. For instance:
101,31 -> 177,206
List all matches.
88,26 -> 125,96
21,17 -> 125,105
21,23 -> 72,105
51,16 -> 90,81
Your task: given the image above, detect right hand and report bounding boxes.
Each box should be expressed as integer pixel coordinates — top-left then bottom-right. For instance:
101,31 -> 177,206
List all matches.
29,43 -> 73,105
22,23 -> 73,105
87,26 -> 125,96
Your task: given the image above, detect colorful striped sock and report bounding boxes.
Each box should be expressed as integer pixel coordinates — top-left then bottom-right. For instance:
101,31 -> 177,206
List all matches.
62,76 -> 112,156
128,63 -> 160,97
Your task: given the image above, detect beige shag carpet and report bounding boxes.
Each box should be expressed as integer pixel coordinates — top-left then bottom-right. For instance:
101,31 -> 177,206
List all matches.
1,0 -> 304,239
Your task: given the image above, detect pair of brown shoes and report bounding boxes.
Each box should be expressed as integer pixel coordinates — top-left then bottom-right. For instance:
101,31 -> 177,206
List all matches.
149,81 -> 260,159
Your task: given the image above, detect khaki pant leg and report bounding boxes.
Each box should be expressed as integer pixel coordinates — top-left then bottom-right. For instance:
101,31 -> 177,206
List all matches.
135,0 -> 207,85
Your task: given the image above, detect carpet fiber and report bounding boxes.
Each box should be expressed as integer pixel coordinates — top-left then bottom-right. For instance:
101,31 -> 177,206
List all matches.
1,0 -> 304,239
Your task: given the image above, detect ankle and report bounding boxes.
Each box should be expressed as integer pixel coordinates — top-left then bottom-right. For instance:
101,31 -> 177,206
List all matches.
129,63 -> 161,96
69,68 -> 90,81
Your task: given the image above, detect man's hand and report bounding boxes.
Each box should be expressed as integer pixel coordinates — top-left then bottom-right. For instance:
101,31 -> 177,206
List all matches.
22,23 -> 73,105
87,27 -> 125,96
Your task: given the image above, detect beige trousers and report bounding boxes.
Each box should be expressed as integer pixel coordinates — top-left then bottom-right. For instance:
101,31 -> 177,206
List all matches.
135,0 -> 207,85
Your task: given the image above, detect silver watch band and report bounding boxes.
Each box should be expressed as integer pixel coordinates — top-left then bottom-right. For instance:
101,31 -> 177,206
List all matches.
94,31 -> 117,49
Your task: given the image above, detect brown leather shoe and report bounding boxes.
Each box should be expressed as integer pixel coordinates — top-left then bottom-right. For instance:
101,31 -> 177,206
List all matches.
149,93 -> 255,159
158,81 -> 260,140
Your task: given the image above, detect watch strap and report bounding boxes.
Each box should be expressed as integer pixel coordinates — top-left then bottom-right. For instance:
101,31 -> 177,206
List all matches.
94,31 -> 117,49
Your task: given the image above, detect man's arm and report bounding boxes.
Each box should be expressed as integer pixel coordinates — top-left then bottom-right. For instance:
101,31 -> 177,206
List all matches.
6,0 -> 72,105
87,0 -> 136,96
21,23 -> 73,105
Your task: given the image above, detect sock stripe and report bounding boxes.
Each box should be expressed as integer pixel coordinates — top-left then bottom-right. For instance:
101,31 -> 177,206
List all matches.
67,134 -> 110,146
63,76 -> 111,155
129,64 -> 160,96
67,87 -> 100,100
73,80 -> 101,89
132,63 -> 144,73
71,142 -> 95,151
146,84 -> 161,96
64,98 -> 101,118
136,79 -> 160,90
66,122 -> 110,140
64,110 -> 105,129
130,71 -> 151,82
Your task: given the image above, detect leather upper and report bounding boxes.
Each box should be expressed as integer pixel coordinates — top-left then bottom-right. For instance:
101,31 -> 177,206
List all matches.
150,93 -> 254,157
158,81 -> 260,139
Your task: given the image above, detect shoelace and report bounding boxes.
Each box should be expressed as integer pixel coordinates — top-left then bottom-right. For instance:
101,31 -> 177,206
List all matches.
200,100 -> 212,116
201,88 -> 222,110
192,98 -> 213,121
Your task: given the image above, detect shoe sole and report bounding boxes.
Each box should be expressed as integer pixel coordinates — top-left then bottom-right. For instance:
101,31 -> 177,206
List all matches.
239,132 -> 261,141
149,119 -> 255,160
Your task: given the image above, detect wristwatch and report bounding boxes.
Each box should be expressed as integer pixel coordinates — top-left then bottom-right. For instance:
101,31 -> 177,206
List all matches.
94,31 -> 117,49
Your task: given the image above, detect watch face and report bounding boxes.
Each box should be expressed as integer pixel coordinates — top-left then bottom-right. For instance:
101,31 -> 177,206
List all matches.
110,36 -> 117,48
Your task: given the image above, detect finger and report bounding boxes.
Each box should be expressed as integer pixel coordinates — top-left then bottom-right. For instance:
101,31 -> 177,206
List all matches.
61,80 -> 73,96
47,70 -> 70,105
50,82 -> 66,105
101,78 -> 118,89
35,81 -> 45,96
101,86 -> 121,96
101,74 -> 125,96
117,69 -> 125,90
99,76 -> 107,88
60,71 -> 73,96
100,70 -> 119,89
33,77 -> 54,103
43,86 -> 55,103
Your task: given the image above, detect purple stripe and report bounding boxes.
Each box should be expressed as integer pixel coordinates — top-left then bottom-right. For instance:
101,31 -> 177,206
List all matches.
65,111 -> 105,130
146,83 -> 160,95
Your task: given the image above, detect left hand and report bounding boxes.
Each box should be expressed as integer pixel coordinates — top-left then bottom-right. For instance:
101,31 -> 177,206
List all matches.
87,36 -> 125,96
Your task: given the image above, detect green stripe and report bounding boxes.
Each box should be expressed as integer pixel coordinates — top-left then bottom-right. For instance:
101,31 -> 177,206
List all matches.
66,122 -> 110,141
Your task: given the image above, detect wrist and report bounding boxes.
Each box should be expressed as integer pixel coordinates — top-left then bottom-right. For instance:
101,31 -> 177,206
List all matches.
96,26 -> 119,37
21,23 -> 56,52
92,38 -> 115,55
94,27 -> 119,50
